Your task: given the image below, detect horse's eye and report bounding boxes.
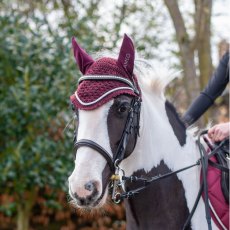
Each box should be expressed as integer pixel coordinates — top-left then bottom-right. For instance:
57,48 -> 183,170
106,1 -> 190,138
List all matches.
118,105 -> 128,113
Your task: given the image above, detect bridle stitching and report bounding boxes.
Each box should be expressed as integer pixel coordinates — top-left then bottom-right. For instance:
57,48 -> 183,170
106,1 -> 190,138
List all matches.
75,75 -> 140,107
75,87 -> 135,106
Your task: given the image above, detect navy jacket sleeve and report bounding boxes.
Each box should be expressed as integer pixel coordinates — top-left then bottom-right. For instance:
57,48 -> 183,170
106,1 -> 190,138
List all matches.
183,51 -> 229,126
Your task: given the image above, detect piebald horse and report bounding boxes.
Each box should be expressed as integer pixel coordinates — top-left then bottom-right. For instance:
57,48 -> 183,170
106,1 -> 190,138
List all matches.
68,34 -> 219,229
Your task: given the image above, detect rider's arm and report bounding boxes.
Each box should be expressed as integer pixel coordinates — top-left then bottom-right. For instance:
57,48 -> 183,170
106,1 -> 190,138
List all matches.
182,51 -> 229,126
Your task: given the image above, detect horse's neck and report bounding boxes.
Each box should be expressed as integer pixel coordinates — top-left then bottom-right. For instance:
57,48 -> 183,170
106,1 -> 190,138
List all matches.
124,161 -> 191,229
121,92 -> 199,175
121,92 -> 209,229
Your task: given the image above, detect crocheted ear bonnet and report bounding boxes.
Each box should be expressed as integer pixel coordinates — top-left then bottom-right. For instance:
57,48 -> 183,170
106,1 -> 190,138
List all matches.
70,34 -> 141,110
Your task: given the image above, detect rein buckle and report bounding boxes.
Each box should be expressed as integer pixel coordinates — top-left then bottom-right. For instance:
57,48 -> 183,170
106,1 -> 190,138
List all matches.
111,160 -> 125,204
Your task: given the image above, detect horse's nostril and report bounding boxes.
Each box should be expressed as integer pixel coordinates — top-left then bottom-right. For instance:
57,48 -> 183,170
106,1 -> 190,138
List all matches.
70,180 -> 100,206
73,192 -> 78,200
84,181 -> 95,192
79,197 -> 86,206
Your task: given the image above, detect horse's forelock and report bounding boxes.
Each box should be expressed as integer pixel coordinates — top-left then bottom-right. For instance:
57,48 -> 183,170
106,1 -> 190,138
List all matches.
134,60 -> 181,95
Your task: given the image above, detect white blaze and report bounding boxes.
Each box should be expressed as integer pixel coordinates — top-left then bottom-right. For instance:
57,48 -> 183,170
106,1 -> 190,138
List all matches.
68,101 -> 113,199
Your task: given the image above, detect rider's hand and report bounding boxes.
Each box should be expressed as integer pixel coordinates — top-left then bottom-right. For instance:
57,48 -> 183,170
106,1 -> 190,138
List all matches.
208,122 -> 230,142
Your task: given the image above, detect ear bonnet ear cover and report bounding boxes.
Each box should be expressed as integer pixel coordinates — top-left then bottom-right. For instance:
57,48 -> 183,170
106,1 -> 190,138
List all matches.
70,34 -> 141,110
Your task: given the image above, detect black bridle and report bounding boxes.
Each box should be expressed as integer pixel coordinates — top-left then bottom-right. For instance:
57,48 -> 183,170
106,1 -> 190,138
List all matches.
74,97 -> 141,173
74,139 -> 114,171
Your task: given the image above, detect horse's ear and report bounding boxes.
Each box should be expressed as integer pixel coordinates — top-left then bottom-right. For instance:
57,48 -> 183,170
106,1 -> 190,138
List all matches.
72,37 -> 94,74
117,34 -> 135,77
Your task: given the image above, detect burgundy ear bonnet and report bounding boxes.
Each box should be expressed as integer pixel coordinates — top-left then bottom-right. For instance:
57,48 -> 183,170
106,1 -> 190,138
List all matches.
70,34 -> 141,110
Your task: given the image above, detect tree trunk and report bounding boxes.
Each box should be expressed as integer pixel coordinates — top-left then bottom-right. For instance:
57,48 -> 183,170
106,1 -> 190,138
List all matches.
196,0 -> 212,89
163,0 -> 199,105
180,47 -> 198,105
16,190 -> 37,230
195,0 -> 213,124
164,0 -> 213,125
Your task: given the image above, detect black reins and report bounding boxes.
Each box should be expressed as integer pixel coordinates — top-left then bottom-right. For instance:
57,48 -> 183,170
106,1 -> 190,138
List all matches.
112,130 -> 229,230
116,160 -> 201,200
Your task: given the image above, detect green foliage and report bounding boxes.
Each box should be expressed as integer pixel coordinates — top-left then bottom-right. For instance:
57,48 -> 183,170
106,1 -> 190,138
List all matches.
0,12 -> 75,197
0,202 -> 17,217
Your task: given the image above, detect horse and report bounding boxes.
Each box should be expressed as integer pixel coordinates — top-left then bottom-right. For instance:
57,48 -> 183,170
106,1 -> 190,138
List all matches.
68,34 -> 223,230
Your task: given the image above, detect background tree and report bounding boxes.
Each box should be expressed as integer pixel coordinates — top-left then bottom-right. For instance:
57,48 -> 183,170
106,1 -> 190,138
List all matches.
163,0 -> 213,122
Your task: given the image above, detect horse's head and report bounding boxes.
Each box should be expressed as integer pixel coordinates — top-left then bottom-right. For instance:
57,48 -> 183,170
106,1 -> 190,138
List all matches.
68,34 -> 141,209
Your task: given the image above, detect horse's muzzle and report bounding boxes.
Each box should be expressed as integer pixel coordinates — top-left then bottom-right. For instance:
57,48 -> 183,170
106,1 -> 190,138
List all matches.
69,179 -> 103,208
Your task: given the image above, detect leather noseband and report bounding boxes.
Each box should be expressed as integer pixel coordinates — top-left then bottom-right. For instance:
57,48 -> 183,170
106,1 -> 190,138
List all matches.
74,139 -> 114,171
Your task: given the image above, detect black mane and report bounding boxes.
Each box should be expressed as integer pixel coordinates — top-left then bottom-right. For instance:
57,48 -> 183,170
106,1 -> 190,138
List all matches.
165,100 -> 186,146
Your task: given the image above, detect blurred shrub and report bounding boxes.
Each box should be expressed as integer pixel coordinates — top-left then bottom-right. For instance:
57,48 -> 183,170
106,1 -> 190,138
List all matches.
0,190 -> 126,230
0,8 -> 127,230
0,10 -> 77,229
